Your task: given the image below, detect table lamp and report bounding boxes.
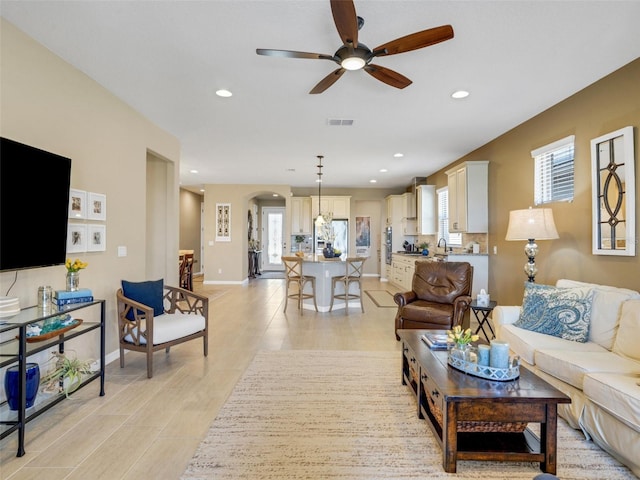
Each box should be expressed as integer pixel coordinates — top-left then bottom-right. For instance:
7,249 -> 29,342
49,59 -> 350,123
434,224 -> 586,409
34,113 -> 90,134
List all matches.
505,207 -> 559,282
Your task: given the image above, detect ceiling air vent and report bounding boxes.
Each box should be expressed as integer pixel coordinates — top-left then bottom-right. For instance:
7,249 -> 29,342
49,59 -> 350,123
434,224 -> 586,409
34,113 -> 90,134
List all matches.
327,118 -> 354,126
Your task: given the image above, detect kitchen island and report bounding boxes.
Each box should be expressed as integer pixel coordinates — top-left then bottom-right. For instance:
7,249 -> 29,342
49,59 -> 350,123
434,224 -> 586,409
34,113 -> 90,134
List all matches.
298,254 -> 356,312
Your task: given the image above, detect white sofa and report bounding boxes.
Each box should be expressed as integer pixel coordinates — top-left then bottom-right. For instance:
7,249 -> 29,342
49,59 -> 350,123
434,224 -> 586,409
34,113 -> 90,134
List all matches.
493,279 -> 640,477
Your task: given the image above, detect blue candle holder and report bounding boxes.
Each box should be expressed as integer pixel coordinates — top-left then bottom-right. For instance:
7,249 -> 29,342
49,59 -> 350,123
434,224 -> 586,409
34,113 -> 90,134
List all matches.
490,340 -> 510,369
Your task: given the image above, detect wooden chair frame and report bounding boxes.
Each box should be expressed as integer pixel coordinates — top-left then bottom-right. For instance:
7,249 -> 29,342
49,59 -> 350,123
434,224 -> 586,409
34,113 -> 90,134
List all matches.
179,253 -> 194,291
330,257 -> 367,313
116,285 -> 208,378
282,256 -> 318,315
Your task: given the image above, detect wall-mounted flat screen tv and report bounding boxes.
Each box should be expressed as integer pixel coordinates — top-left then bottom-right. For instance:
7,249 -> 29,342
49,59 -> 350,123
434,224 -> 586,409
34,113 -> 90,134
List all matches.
0,137 -> 72,272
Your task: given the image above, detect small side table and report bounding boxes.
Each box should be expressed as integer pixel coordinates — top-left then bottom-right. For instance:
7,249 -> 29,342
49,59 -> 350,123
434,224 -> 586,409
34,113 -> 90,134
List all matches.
470,299 -> 497,341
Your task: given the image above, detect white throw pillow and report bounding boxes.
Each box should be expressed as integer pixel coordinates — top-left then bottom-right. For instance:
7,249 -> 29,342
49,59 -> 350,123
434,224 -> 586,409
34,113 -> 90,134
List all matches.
612,299 -> 640,362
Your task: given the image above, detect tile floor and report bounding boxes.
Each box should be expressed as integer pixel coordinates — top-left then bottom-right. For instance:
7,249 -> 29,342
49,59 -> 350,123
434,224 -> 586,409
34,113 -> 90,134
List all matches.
1,275 -> 412,479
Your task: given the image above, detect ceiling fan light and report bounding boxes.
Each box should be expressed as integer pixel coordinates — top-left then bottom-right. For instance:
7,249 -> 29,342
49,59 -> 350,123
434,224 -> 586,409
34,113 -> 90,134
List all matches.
451,90 -> 469,99
341,56 -> 366,71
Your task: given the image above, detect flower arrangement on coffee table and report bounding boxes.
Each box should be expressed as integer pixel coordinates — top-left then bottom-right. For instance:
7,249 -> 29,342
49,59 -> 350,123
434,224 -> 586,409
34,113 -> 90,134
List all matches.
447,325 -> 479,346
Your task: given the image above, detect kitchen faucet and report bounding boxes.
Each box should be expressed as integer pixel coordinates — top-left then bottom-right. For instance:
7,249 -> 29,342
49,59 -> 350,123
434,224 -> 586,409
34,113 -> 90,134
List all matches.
437,238 -> 448,252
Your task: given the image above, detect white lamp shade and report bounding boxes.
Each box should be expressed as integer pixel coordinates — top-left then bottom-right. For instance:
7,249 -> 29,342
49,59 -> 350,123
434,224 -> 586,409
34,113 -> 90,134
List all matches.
505,207 -> 559,241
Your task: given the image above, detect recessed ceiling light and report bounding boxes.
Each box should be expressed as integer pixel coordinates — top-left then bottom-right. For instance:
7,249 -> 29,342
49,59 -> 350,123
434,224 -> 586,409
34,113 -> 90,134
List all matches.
216,89 -> 232,97
189,169 -> 198,174
393,153 -> 403,158
369,179 -> 377,183
199,189 -> 205,192
379,168 -> 388,173
451,90 -> 469,99
272,194 -> 278,197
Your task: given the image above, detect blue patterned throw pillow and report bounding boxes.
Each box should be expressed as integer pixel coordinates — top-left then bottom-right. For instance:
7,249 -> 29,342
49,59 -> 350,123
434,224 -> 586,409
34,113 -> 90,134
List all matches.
514,282 -> 594,342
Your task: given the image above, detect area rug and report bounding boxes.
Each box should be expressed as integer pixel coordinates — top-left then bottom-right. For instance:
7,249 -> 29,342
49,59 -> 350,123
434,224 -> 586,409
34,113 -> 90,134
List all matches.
181,350 -> 636,480
365,290 -> 396,308
257,271 -> 285,279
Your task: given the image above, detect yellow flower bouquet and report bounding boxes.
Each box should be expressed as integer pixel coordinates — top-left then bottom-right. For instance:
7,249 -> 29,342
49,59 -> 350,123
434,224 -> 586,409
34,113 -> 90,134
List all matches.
65,258 -> 88,273
447,325 -> 479,346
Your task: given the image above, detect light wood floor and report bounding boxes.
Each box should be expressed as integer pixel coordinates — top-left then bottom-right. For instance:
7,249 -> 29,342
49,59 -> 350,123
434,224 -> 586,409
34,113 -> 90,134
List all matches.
1,275 -> 408,479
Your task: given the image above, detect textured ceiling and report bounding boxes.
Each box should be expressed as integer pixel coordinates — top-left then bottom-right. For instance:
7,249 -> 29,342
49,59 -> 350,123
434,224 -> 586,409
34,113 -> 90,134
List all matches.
2,1 -> 640,191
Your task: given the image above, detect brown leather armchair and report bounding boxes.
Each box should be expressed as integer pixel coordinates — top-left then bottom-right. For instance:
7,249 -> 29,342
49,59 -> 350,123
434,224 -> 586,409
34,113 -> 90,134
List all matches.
394,261 -> 473,340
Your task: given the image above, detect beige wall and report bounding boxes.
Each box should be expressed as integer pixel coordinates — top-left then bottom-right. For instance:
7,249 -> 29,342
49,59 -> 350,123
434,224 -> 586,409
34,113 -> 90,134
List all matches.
0,19 -> 180,363
202,185 -> 292,283
179,189 -> 203,273
427,59 -> 640,305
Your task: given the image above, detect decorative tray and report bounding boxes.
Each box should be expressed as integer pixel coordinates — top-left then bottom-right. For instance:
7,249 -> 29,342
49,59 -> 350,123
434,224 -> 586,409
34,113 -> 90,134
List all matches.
22,318 -> 83,343
447,354 -> 519,381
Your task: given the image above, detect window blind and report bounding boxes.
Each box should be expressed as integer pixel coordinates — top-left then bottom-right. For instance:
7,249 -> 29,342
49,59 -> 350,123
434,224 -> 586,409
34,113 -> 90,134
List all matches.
437,187 -> 448,243
437,187 -> 462,246
532,135 -> 575,205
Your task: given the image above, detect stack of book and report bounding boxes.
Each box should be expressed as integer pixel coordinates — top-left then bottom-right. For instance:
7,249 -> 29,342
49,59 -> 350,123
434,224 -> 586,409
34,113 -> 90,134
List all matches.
421,332 -> 451,350
54,288 -> 93,306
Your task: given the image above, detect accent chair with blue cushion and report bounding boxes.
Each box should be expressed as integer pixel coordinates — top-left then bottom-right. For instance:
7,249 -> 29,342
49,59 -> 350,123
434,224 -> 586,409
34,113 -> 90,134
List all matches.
116,279 -> 208,378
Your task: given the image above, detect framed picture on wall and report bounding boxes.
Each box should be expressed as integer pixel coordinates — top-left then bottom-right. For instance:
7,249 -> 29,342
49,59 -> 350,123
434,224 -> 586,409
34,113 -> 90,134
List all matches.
67,223 -> 87,253
216,203 -> 231,242
68,189 -> 86,219
88,192 -> 107,221
590,126 -> 635,256
87,224 -> 106,252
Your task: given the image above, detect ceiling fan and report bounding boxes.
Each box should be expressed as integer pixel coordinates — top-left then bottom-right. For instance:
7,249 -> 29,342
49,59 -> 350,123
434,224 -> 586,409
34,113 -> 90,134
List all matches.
256,0 -> 454,94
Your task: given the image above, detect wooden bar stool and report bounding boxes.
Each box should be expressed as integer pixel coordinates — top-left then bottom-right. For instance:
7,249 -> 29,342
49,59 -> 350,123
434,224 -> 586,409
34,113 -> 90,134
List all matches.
330,257 -> 367,313
282,256 -> 318,315
179,252 -> 194,291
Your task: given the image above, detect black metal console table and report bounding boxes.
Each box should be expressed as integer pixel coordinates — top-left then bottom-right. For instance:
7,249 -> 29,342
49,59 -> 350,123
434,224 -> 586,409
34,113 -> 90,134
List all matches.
0,300 -> 105,456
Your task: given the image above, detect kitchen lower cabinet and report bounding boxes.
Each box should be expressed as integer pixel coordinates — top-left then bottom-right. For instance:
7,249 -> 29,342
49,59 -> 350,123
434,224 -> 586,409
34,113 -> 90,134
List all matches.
391,254 -> 419,291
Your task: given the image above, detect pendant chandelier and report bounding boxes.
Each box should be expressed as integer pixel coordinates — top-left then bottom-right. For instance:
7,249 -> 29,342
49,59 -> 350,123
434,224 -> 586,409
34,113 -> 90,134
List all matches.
315,155 -> 325,227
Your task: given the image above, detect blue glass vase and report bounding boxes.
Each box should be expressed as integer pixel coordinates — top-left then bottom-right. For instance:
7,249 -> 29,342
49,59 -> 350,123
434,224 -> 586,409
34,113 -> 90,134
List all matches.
4,363 -> 40,410
322,242 -> 334,259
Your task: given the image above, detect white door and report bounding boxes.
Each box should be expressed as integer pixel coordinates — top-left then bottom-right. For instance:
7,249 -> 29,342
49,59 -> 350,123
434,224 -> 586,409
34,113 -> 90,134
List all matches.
262,207 -> 285,271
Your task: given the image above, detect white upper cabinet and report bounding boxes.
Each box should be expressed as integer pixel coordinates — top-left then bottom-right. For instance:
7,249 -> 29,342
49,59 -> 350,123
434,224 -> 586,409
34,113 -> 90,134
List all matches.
445,161 -> 489,233
401,192 -> 416,218
416,185 -> 436,235
385,195 -> 403,225
291,197 -> 312,234
311,196 -> 351,220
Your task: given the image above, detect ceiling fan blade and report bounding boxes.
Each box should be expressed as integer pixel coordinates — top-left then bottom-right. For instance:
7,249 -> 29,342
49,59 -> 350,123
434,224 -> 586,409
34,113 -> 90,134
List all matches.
330,0 -> 358,46
256,48 -> 336,62
364,64 -> 412,89
309,68 -> 346,94
373,25 -> 454,57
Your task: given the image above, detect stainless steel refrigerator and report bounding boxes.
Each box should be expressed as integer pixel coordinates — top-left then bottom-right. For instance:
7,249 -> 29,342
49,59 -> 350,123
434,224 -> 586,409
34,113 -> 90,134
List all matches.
315,219 -> 348,256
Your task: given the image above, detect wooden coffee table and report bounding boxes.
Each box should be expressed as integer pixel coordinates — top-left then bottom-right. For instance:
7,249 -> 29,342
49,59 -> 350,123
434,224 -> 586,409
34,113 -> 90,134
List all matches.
398,329 -> 571,474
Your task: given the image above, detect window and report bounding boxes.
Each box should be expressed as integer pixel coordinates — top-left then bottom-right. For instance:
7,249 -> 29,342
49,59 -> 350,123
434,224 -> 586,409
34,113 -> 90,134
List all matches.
437,187 -> 461,247
532,135 -> 575,205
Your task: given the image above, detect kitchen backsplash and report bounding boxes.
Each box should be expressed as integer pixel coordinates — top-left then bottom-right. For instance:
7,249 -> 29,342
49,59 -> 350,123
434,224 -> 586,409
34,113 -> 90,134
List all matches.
415,233 -> 489,254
